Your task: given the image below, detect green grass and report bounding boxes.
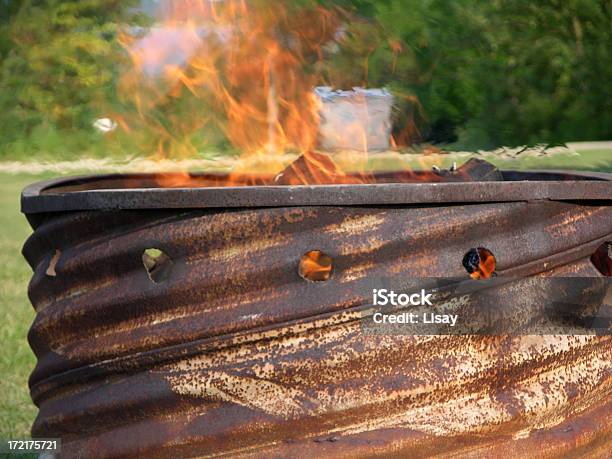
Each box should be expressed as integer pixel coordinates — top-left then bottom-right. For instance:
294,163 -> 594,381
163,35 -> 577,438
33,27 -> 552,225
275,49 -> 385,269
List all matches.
489,148 -> 612,172
362,148 -> 612,173
0,173 -> 55,440
0,148 -> 609,441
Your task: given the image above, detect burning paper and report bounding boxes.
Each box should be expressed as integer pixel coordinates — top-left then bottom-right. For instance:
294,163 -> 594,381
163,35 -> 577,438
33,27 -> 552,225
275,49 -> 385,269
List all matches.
314,87 -> 393,152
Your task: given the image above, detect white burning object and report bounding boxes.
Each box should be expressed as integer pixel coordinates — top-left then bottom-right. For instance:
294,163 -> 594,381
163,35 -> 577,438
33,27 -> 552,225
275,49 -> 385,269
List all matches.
93,118 -> 118,133
315,87 -> 393,152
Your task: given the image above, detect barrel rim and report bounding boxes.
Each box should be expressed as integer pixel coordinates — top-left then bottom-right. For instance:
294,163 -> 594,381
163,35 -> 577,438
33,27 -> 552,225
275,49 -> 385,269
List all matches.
21,169 -> 612,214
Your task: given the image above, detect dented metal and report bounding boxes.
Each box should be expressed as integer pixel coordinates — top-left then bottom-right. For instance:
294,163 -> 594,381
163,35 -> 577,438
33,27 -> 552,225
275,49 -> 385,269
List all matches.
21,171 -> 612,458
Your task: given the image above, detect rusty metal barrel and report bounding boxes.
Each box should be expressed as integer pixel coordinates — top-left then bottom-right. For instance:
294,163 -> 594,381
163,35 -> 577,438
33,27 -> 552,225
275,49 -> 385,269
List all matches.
21,170 -> 612,458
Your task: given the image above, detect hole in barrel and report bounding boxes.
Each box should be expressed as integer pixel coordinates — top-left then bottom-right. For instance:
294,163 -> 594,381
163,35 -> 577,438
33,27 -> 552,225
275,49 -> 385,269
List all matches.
462,247 -> 496,279
142,248 -> 173,284
299,250 -> 333,282
45,249 -> 61,277
591,242 -> 611,276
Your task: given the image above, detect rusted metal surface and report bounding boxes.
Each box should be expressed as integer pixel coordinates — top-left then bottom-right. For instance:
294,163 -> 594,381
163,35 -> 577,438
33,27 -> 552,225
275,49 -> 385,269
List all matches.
21,169 -> 612,213
21,172 -> 612,458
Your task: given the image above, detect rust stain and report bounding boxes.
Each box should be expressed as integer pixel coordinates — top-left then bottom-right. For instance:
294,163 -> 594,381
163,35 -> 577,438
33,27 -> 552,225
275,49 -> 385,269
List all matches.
324,213 -> 387,235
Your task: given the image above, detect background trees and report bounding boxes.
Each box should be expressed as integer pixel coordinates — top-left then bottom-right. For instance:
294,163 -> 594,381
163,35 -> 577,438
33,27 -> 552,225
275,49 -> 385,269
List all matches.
340,0 -> 612,148
0,0 -> 141,158
0,0 -> 610,159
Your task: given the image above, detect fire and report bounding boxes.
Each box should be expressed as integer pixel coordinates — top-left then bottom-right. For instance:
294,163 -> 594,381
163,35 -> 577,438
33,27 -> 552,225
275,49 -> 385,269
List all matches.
462,248 -> 497,280
120,1 -> 337,157
299,250 -> 333,281
274,151 -> 373,185
117,0 -> 434,187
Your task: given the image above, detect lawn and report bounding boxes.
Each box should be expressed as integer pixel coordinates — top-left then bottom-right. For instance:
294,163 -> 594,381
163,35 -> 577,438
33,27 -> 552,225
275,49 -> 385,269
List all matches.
0,173 -> 56,440
0,147 -> 610,441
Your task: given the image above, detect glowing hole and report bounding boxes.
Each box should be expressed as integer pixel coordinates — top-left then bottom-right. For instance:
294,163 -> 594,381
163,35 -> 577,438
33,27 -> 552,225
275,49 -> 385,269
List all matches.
590,242 -> 611,277
462,247 -> 496,279
45,249 -> 61,277
142,248 -> 173,284
299,250 -> 333,282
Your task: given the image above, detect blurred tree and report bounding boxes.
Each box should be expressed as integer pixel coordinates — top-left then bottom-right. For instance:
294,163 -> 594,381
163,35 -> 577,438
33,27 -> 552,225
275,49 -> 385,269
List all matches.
329,0 -> 612,148
0,0 -> 610,158
476,0 -> 612,147
0,0 -> 142,158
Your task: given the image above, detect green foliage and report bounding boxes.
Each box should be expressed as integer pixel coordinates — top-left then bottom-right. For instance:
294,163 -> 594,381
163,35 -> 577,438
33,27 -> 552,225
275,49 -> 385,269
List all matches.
0,0 -> 610,159
340,0 -> 612,147
0,0 -> 142,159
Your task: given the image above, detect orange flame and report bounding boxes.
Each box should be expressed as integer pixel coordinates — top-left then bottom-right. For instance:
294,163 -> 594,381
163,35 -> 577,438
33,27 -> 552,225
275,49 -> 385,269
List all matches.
117,1 -> 429,187
119,1 -> 341,159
